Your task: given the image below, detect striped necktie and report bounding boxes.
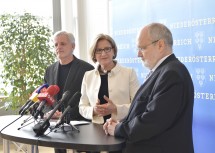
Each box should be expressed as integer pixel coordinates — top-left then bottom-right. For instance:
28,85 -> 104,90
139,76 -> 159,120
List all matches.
145,71 -> 153,79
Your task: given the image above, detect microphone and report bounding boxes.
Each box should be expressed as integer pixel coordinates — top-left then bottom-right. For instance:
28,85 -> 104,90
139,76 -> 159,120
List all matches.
19,100 -> 31,115
33,85 -> 60,119
19,83 -> 49,115
19,83 -> 49,114
55,92 -> 81,128
33,90 -> 71,136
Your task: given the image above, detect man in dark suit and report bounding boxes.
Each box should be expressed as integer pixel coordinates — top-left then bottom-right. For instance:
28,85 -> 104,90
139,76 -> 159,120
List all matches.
44,31 -> 94,153
103,23 -> 194,153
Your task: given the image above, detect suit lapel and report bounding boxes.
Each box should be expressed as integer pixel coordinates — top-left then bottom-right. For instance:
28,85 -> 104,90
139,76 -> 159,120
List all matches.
53,62 -> 59,85
126,77 -> 155,119
125,54 -> 177,120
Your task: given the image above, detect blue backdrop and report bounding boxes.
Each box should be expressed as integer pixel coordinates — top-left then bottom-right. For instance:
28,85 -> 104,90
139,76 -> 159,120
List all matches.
110,0 -> 215,152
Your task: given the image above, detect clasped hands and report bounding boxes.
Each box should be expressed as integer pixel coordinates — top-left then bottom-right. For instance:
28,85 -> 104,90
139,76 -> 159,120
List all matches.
103,118 -> 119,136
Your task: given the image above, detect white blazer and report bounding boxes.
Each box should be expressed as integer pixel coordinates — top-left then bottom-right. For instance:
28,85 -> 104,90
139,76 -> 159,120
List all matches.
79,63 -> 140,124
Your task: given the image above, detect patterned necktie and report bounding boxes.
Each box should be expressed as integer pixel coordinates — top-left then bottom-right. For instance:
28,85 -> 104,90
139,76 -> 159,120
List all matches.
145,71 -> 153,80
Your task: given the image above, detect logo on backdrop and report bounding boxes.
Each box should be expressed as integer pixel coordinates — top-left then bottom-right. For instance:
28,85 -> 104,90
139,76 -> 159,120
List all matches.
194,31 -> 204,50
195,68 -> 206,87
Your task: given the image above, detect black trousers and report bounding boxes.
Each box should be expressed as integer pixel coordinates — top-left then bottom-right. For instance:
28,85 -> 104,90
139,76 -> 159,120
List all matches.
88,151 -> 122,153
54,149 -> 122,153
54,148 -> 66,153
54,148 -> 92,153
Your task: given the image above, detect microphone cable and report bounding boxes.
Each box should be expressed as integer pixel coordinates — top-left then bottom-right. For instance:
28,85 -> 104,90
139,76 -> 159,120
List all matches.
0,115 -> 23,133
35,124 -> 56,150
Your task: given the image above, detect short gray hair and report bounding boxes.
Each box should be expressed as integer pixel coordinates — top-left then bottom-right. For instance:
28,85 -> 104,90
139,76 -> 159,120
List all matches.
53,31 -> 75,44
147,23 -> 173,48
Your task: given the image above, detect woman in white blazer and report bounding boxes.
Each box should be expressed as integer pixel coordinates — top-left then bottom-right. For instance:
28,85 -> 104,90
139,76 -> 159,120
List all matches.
79,34 -> 140,124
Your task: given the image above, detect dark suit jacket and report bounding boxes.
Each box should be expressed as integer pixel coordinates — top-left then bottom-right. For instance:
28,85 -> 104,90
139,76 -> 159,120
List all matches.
44,56 -> 94,121
115,54 -> 194,153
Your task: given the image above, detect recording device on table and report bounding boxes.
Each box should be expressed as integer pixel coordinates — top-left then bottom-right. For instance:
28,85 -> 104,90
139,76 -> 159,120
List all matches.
33,90 -> 71,136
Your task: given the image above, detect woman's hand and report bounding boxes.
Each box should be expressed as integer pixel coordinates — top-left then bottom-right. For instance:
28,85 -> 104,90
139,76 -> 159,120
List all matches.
93,96 -> 117,117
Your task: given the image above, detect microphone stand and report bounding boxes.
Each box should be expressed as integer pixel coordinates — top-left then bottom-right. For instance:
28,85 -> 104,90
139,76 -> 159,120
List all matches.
65,113 -> 79,132
19,103 -> 44,129
51,114 -> 79,133
18,120 -> 35,130
21,115 -> 33,126
19,115 -> 41,130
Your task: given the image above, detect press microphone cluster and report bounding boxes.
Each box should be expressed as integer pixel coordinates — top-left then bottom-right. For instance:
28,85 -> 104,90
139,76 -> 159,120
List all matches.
18,84 -> 60,130
33,85 -> 60,119
19,83 -> 49,116
33,90 -> 71,136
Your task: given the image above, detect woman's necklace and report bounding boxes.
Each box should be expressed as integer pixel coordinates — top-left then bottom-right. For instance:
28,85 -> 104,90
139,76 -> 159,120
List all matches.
99,67 -> 109,74
99,62 -> 116,74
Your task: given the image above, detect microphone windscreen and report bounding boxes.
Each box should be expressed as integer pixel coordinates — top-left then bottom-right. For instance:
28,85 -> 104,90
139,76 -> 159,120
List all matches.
46,85 -> 60,96
36,83 -> 49,93
68,92 -> 81,107
61,91 -> 71,102
37,85 -> 60,106
43,90 -> 71,122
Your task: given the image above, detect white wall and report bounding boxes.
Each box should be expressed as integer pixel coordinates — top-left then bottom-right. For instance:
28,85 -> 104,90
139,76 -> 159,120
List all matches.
60,0 -> 110,63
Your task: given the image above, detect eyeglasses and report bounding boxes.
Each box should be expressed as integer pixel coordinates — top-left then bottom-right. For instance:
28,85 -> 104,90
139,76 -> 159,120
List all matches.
137,39 -> 159,52
95,47 -> 112,54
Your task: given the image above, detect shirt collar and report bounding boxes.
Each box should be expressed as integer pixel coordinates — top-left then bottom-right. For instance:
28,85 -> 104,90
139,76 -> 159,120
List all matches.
95,60 -> 120,75
151,53 -> 172,72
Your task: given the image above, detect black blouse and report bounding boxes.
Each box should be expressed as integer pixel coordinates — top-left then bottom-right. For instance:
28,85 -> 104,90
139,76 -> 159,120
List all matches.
98,73 -> 111,123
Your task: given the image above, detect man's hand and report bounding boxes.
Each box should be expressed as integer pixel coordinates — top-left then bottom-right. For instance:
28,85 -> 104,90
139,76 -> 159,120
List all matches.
103,118 -> 119,136
44,110 -> 62,119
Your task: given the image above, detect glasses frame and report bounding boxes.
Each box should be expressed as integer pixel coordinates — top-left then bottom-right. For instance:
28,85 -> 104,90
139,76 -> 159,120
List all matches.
137,39 -> 160,52
95,47 -> 113,54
